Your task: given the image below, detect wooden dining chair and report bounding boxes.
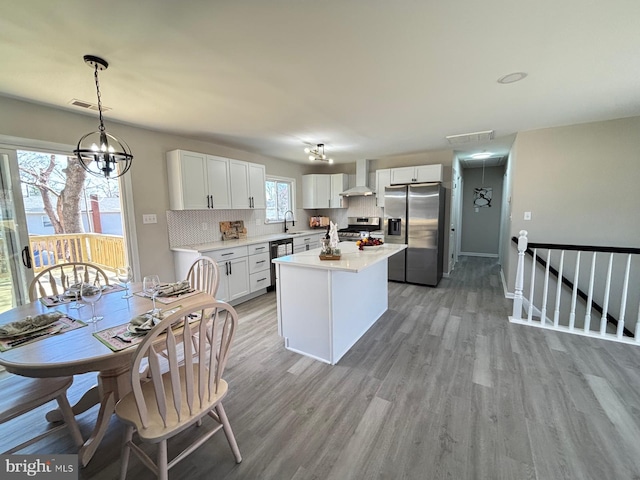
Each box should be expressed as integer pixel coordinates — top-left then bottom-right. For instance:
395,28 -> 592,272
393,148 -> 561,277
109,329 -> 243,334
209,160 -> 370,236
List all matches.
29,262 -> 110,302
114,298 -> 242,480
0,373 -> 84,454
186,256 -> 220,297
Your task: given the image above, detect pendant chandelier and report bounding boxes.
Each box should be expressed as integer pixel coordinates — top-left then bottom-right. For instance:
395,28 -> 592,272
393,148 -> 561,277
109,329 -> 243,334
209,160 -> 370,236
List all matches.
304,144 -> 334,164
74,55 -> 133,179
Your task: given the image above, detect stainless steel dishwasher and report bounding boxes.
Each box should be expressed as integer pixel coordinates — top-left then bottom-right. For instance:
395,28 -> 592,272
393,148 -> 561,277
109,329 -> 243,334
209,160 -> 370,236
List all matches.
268,238 -> 293,291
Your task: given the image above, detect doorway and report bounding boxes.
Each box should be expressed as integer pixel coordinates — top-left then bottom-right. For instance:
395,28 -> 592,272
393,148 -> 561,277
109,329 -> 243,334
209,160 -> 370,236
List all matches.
0,146 -> 131,313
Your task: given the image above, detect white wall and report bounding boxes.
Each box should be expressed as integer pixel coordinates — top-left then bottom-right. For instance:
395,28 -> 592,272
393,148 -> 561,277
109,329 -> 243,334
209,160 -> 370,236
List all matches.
504,116 -> 640,291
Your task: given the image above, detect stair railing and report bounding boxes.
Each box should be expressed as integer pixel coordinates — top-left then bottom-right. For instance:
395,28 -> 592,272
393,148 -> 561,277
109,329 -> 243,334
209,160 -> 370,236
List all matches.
510,230 -> 640,345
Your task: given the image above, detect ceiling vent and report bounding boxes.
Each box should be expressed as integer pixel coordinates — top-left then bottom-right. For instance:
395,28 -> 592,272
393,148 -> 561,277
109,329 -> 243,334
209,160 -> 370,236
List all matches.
68,98 -> 111,112
446,130 -> 494,145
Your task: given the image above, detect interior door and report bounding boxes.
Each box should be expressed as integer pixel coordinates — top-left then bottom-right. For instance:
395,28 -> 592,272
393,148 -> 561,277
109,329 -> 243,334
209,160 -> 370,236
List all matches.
0,149 -> 33,311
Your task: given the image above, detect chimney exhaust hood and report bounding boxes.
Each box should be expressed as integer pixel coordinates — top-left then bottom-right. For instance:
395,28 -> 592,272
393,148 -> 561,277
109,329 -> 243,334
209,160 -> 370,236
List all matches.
340,159 -> 375,197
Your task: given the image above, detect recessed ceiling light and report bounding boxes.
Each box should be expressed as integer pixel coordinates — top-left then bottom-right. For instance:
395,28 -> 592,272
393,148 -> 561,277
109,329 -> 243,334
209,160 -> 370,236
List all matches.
497,72 -> 527,84
470,152 -> 493,159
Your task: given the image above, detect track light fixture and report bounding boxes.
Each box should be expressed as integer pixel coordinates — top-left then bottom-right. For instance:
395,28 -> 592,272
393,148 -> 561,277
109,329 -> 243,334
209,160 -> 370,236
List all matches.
74,55 -> 133,179
304,144 -> 334,164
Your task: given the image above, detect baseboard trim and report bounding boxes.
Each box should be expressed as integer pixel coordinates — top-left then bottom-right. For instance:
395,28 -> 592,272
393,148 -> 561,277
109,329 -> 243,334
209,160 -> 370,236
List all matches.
500,269 -> 514,299
459,252 -> 499,258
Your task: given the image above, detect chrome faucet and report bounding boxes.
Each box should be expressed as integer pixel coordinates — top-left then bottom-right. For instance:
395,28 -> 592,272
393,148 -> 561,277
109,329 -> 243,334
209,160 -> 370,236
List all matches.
284,210 -> 295,233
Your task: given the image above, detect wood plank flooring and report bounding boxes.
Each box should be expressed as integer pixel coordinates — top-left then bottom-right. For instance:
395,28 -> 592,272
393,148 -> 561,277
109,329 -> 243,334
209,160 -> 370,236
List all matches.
3,256 -> 640,479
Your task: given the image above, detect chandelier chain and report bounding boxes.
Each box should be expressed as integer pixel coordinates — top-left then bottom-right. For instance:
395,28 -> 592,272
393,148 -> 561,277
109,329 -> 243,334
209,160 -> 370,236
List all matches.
94,64 -> 105,132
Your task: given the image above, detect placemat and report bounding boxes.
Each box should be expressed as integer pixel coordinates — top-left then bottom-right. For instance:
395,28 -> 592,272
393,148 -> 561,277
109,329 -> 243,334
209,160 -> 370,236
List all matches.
93,306 -> 200,352
134,288 -> 201,305
0,315 -> 86,352
39,284 -> 126,307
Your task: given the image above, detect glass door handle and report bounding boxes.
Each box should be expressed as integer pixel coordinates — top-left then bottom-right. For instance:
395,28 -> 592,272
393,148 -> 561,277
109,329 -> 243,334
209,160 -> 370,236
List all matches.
22,246 -> 32,268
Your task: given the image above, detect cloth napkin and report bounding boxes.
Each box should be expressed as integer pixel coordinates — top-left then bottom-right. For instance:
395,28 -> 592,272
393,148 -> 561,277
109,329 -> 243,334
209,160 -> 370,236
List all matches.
128,311 -> 165,334
0,312 -> 64,337
156,280 -> 192,297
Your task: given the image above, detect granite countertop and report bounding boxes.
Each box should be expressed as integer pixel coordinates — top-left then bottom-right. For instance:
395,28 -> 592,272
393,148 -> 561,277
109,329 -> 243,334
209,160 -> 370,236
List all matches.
171,229 -> 326,253
272,241 -> 407,273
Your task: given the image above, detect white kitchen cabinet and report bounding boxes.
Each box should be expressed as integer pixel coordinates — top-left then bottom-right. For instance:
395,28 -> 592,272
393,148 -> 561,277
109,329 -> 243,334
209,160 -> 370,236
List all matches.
390,164 -> 443,184
293,233 -> 323,253
375,168 -> 391,208
229,160 -> 266,209
303,174 -> 347,209
167,150 -> 231,210
208,246 -> 250,302
248,242 -> 271,292
330,173 -> 348,208
302,175 -> 331,209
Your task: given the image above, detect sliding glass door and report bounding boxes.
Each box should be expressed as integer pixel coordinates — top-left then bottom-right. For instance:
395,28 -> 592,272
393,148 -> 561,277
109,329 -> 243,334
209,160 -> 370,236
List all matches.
0,149 -> 32,312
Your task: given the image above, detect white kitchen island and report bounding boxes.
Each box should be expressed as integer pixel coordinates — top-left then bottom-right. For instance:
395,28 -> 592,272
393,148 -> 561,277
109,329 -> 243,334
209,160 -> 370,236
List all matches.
272,241 -> 407,365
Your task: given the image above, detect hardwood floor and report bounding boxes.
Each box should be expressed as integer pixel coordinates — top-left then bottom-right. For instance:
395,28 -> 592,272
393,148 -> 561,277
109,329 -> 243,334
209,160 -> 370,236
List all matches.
3,256 -> 640,479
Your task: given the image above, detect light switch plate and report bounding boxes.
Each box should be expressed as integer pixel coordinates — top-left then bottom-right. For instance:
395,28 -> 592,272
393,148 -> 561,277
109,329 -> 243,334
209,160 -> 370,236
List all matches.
142,214 -> 157,224
524,211 -> 532,220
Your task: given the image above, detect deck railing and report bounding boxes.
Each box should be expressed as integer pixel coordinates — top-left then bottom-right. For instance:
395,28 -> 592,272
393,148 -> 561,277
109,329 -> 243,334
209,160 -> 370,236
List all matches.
29,233 -> 125,273
510,230 -> 640,345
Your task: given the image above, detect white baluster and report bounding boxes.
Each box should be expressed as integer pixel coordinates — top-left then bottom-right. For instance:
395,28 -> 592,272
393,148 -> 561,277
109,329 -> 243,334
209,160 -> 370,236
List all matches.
528,248 -> 537,323
616,254 -> 632,339
553,250 -> 565,328
541,249 -> 551,324
600,253 -> 613,336
584,252 -> 596,333
512,230 -> 527,321
569,251 -> 581,331
635,301 -> 640,344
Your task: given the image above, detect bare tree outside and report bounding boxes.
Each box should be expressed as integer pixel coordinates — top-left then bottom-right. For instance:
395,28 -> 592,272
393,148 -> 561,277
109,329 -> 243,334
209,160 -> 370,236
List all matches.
18,151 -> 118,234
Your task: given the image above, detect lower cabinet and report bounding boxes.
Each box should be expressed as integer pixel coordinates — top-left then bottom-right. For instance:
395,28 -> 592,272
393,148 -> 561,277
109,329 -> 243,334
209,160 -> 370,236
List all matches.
173,242 -> 272,306
248,243 -> 271,293
293,233 -> 323,253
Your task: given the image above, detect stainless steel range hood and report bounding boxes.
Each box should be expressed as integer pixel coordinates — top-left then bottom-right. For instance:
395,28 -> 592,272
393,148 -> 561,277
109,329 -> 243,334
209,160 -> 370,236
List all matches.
340,159 -> 375,197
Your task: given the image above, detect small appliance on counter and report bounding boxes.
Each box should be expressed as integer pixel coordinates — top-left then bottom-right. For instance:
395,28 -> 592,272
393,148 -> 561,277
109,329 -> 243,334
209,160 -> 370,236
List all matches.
337,217 -> 382,242
309,216 -> 330,228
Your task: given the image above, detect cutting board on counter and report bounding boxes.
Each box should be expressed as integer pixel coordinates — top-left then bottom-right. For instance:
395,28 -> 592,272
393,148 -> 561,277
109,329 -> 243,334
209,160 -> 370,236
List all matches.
220,221 -> 247,240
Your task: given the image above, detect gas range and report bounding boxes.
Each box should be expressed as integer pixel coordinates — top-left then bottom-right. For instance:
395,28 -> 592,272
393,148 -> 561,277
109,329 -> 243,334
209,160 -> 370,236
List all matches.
338,217 -> 382,242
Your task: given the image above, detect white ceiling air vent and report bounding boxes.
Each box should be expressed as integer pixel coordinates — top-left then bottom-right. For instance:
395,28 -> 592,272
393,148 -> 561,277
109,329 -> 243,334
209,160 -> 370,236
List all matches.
68,98 -> 111,112
446,130 -> 494,145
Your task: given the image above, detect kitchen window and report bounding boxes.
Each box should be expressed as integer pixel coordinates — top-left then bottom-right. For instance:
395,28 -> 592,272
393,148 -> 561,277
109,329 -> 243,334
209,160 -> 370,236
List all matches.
265,176 -> 295,222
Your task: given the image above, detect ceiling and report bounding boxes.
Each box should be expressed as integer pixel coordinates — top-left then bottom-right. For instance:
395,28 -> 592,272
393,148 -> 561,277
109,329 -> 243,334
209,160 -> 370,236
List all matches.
1,1 -> 639,165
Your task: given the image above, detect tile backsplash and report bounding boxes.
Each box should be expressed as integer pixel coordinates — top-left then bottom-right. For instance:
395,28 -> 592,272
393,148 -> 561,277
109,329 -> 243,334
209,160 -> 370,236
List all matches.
167,195 -> 382,247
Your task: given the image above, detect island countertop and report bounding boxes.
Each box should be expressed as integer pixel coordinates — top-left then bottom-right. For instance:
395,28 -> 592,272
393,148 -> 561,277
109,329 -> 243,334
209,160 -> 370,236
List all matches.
272,242 -> 407,273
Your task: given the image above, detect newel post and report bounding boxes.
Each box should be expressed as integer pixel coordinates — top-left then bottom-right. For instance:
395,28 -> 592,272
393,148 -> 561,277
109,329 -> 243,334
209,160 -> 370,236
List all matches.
512,230 -> 528,320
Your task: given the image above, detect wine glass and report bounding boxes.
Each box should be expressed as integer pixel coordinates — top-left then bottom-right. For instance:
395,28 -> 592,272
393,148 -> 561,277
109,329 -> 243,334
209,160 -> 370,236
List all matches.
81,281 -> 103,323
143,275 -> 161,315
116,266 -> 134,299
68,284 -> 85,310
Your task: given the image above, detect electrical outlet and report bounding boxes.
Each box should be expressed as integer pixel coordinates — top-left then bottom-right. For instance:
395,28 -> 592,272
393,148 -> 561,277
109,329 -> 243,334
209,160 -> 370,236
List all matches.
255,218 -> 262,226
142,214 -> 157,224
201,222 -> 208,230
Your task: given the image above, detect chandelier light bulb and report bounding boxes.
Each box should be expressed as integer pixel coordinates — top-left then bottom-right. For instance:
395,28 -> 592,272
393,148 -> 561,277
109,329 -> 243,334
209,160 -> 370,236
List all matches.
304,147 -> 311,154
329,158 -> 334,164
309,155 -> 315,161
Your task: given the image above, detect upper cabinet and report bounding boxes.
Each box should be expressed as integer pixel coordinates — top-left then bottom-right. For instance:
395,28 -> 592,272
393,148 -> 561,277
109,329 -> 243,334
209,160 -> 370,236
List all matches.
330,173 -> 348,208
302,173 -> 348,209
167,150 -> 231,210
229,160 -> 266,209
389,164 -> 443,184
302,174 -> 330,209
167,149 -> 265,210
375,169 -> 392,208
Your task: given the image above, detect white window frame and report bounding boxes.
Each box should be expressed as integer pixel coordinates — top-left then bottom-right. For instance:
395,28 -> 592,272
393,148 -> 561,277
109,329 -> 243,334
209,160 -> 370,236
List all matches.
265,175 -> 296,223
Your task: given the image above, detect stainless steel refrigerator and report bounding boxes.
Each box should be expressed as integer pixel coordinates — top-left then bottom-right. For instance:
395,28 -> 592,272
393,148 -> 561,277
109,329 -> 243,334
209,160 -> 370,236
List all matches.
384,183 -> 445,286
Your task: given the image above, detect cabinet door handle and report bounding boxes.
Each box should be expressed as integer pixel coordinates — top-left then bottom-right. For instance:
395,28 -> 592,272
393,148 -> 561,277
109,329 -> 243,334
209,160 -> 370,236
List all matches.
221,252 -> 234,256
229,261 -> 232,275
256,260 -> 266,264
255,246 -> 265,250
257,277 -> 266,282
207,195 -> 211,208
210,194 -> 214,207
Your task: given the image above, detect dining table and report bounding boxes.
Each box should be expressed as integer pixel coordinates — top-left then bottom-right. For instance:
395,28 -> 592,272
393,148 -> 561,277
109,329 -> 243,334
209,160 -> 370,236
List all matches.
0,282 -> 213,467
